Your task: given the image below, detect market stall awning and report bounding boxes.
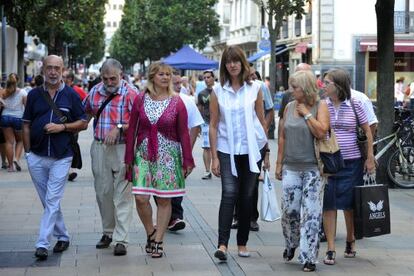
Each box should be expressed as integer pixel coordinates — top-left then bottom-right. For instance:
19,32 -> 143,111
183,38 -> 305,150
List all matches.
359,39 -> 414,52
247,45 -> 287,63
162,45 -> 219,70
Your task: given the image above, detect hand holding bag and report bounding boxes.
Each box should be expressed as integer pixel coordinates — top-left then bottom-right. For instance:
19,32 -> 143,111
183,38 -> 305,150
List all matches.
260,170 -> 281,222
354,173 -> 391,239
314,129 -> 345,174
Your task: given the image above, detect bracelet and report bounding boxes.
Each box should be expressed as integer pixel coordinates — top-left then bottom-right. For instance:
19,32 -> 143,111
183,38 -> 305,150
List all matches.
265,148 -> 270,153
63,124 -> 67,131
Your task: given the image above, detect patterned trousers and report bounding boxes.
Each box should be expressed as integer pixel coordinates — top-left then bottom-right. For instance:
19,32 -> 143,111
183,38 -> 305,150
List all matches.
281,169 -> 323,264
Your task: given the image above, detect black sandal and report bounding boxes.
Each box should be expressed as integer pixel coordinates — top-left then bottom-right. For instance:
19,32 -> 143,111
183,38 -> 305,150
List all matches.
344,240 -> 356,258
283,247 -> 296,261
151,241 -> 164,258
303,262 -> 316,272
145,229 -> 156,254
323,250 -> 336,265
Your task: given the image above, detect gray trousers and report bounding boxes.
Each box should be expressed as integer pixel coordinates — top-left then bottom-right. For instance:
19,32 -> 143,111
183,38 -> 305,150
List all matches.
91,141 -> 133,245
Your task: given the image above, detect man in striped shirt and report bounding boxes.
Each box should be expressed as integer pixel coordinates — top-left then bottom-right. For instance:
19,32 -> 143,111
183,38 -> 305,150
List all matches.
84,59 -> 138,256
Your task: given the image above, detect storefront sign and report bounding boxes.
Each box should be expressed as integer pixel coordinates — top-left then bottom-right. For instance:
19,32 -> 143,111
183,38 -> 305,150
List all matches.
369,52 -> 414,72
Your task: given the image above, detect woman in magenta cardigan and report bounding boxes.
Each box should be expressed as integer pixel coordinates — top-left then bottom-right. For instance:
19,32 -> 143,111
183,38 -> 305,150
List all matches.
125,62 -> 194,258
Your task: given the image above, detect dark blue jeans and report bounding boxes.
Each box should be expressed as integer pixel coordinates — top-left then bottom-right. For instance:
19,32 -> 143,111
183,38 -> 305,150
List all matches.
217,151 -> 260,247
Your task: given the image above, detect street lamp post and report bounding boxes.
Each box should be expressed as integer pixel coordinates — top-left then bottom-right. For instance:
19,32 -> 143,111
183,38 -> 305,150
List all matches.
1,5 -> 6,87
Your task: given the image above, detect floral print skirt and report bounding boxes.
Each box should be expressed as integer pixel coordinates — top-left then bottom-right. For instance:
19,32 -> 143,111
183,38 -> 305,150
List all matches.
132,138 -> 185,198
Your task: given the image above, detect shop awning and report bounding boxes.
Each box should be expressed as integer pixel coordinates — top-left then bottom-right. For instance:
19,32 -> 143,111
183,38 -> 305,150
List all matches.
359,39 -> 414,52
247,45 -> 287,63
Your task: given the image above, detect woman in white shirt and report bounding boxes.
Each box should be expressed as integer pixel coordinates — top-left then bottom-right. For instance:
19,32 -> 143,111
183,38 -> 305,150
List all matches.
0,73 -> 27,172
209,45 -> 269,261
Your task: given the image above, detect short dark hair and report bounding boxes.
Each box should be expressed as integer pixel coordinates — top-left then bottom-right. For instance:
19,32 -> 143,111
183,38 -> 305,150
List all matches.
203,70 -> 214,78
34,75 -> 44,87
65,70 -> 75,81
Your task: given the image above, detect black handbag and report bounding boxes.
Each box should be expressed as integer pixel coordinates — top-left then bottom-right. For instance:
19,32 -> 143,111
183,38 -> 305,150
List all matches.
351,100 -> 368,161
314,129 -> 345,174
354,174 -> 391,239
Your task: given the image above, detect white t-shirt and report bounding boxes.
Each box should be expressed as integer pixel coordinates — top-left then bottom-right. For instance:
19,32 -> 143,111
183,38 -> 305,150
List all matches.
2,88 -> 27,118
351,89 -> 378,126
410,82 -> 414,99
179,93 -> 204,129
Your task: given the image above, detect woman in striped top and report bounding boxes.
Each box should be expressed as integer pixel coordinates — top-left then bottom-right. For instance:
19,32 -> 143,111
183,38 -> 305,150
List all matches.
322,68 -> 375,265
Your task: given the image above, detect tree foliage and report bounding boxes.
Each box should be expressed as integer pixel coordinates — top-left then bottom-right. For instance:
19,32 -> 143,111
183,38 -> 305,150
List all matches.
254,0 -> 307,93
110,0 -> 220,67
26,0 -> 106,65
4,0 -> 106,73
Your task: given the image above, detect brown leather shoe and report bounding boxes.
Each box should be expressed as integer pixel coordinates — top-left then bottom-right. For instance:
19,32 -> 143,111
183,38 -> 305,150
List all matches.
114,243 -> 127,256
35,247 -> 48,260
53,240 -> 70,253
96,234 -> 112,249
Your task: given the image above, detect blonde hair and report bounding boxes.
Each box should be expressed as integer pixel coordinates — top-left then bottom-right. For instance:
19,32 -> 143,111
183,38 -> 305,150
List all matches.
288,70 -> 318,106
146,62 -> 175,97
3,73 -> 19,99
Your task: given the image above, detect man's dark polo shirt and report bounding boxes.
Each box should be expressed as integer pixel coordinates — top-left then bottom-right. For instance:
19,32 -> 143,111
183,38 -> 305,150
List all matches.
23,83 -> 87,159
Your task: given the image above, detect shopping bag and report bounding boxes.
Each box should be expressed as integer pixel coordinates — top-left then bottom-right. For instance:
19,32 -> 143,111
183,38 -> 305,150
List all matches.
260,170 -> 281,222
354,174 -> 391,239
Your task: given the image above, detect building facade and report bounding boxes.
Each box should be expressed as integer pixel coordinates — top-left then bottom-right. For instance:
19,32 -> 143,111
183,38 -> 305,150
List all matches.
103,0 -> 125,58
207,0 -> 414,98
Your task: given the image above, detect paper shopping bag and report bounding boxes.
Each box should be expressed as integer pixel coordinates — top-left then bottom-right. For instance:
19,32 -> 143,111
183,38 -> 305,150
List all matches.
260,170 -> 281,222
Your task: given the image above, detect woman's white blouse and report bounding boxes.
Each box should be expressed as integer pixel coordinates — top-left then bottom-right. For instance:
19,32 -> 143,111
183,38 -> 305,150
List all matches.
214,81 -> 267,176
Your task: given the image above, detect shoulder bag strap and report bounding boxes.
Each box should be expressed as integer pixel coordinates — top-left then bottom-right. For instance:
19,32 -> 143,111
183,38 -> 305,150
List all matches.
350,99 -> 361,127
93,92 -> 118,129
39,88 -> 67,123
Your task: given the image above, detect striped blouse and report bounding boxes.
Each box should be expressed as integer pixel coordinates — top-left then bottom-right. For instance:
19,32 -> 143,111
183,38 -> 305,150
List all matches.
326,98 -> 368,160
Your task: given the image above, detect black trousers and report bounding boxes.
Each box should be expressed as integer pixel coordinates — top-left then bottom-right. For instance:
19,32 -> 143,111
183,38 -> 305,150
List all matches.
233,147 -> 266,222
217,151 -> 260,247
154,196 -> 183,223
170,196 -> 183,221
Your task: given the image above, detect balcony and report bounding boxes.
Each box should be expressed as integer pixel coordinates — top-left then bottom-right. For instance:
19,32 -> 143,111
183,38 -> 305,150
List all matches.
394,11 -> 414,33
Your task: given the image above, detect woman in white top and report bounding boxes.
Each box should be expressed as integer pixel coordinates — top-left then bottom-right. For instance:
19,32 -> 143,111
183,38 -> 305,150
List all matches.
209,45 -> 269,261
0,73 -> 27,172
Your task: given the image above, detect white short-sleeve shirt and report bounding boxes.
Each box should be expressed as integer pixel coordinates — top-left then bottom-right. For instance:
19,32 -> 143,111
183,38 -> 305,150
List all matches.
179,93 -> 204,129
351,89 -> 378,126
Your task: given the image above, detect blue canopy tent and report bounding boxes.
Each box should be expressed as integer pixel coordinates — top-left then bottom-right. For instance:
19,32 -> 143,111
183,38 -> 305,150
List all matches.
247,45 -> 287,63
163,45 -> 219,70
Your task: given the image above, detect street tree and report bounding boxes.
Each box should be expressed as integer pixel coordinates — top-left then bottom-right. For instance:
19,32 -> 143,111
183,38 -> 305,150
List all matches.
254,0 -> 307,93
27,0 -> 106,66
3,0 -> 37,86
375,0 -> 395,184
110,0 -> 220,68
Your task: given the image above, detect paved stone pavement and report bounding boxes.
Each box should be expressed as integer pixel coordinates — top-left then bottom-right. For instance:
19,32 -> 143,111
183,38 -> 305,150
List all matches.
1,126 -> 414,276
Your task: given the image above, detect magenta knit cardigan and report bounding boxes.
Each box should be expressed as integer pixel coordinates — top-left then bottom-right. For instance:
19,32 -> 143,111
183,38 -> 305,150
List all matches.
124,92 -> 195,169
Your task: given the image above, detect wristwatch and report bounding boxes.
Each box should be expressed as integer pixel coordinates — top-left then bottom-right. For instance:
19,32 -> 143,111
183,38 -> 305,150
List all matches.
117,123 -> 123,131
304,113 -> 313,121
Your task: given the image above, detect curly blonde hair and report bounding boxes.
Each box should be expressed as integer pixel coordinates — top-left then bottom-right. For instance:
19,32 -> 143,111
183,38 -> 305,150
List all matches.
288,70 -> 319,106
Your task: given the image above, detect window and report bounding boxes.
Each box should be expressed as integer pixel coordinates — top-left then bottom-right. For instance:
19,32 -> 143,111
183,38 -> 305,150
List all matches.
119,4 -> 123,10
106,21 -> 111,27
113,21 -> 117,28
113,4 -> 116,9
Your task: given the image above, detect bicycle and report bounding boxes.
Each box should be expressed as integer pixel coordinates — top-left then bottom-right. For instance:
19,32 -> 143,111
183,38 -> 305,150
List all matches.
374,108 -> 414,188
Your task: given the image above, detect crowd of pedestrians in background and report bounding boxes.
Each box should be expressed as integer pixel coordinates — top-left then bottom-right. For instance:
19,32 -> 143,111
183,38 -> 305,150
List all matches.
0,43 -> 389,272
